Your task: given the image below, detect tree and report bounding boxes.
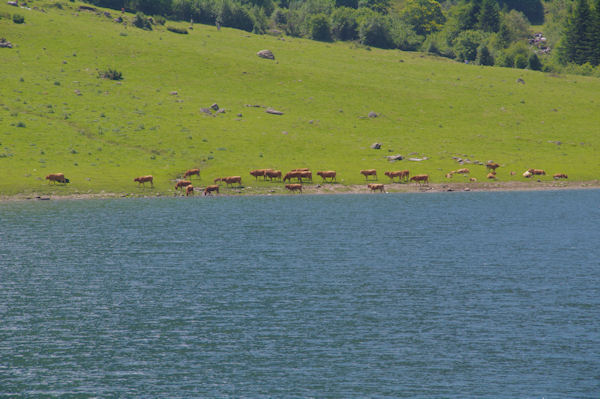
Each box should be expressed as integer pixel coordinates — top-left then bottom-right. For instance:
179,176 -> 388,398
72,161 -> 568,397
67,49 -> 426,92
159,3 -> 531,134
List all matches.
478,0 -> 500,32
477,44 -> 494,65
331,7 -> 359,40
358,0 -> 390,14
309,13 -> 332,41
562,0 -> 594,65
359,14 -> 394,48
457,0 -> 482,31
454,30 -> 486,62
592,0 -> 600,65
401,0 -> 445,36
528,52 -> 542,70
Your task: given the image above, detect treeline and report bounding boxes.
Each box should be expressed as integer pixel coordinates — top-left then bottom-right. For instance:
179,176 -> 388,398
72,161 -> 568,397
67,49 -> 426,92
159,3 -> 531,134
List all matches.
83,0 -> 600,75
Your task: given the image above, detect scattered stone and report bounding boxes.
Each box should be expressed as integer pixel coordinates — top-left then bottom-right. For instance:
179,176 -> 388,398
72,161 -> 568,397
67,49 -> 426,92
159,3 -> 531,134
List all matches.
516,78 -> 525,84
170,91 -> 178,95
210,103 -> 219,110
78,5 -> 96,11
62,60 -> 67,64
216,108 -> 226,114
0,38 -> 13,48
200,107 -> 213,116
114,16 -> 123,23
245,104 -> 263,108
237,113 -> 242,117
266,107 -> 284,115
308,120 -> 314,124
7,1 -> 18,6
282,131 -> 288,135
385,154 -> 403,161
257,49 -> 275,60
370,143 -> 382,150
103,11 -> 111,18
408,157 -> 428,161
74,89 -> 82,96
464,188 -> 470,192
368,111 -> 378,118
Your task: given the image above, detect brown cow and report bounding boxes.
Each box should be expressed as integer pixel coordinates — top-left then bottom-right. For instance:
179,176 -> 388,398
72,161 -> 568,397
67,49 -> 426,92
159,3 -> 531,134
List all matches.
486,162 -> 500,172
487,172 -> 497,180
250,169 -> 268,180
317,171 -> 336,182
445,172 -> 454,179
410,174 -> 429,185
283,171 -> 303,182
45,173 -> 70,184
204,185 -> 219,195
299,171 -> 312,182
186,185 -> 194,196
222,176 -> 242,187
174,180 -> 192,190
523,171 -> 532,178
134,175 -> 153,186
455,168 -> 470,174
385,170 -> 409,182
183,168 -> 200,179
361,169 -> 377,180
469,177 -> 477,182
528,168 -> 546,176
368,183 -> 385,192
285,184 -> 302,193
291,168 -> 310,172
265,169 -> 282,181
553,173 -> 568,179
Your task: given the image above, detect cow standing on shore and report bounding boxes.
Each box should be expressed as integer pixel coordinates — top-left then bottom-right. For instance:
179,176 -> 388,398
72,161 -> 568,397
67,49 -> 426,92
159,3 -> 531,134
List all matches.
134,175 -> 153,187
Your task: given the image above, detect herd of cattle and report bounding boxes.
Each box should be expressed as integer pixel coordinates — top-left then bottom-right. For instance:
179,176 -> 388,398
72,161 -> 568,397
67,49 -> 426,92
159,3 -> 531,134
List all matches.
44,162 -> 569,195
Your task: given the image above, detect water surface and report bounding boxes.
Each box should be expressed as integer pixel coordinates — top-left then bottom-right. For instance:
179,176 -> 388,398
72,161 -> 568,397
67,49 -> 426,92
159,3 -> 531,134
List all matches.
1,190 -> 599,398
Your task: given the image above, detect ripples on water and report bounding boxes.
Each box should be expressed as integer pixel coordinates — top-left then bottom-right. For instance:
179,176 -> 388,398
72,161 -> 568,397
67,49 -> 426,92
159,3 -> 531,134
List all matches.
1,190 -> 599,398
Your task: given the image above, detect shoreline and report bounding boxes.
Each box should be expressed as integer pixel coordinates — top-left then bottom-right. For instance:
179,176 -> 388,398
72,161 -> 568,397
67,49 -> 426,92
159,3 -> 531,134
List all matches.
1,180 -> 599,202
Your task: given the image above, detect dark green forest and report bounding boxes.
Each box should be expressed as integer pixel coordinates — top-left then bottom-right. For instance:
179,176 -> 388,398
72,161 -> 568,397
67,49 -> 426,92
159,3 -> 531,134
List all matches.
84,0 -> 600,75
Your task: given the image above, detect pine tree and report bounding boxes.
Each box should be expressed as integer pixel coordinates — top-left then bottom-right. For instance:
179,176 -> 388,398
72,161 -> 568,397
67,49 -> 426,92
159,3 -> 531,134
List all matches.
562,0 -> 594,65
478,0 -> 500,32
592,0 -> 600,65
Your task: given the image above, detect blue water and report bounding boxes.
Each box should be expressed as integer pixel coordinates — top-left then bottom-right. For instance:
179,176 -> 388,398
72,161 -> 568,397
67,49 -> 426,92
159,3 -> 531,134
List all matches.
1,190 -> 599,398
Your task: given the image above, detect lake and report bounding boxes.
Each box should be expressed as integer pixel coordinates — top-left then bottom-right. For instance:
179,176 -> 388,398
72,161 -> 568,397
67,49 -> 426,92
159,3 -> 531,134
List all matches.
1,190 -> 599,398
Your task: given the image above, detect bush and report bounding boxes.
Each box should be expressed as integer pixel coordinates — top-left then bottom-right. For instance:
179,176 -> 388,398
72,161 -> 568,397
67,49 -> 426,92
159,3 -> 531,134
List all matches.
359,14 -> 394,49
153,15 -> 166,25
167,25 -> 188,34
309,13 -> 332,41
390,17 -> 422,51
133,12 -> 152,30
12,14 -> 24,24
528,52 -> 542,71
331,7 -> 358,41
477,44 -> 494,65
454,30 -> 487,62
99,68 -> 123,80
514,53 -> 528,69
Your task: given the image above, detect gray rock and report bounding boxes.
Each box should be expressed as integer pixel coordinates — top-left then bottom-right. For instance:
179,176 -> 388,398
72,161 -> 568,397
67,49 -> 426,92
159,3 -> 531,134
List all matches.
368,111 -> 378,118
216,108 -> 226,114
266,107 -> 283,115
210,103 -> 219,110
386,154 -> 403,161
257,49 -> 275,60
7,1 -> 18,6
516,78 -> 525,84
170,91 -> 178,95
200,107 -> 213,116
371,143 -> 382,150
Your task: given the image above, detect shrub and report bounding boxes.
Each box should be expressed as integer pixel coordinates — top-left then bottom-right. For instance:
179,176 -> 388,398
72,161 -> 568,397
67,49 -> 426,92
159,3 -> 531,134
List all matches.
454,30 -> 487,62
514,53 -> 528,69
359,14 -> 394,49
99,68 -> 123,80
133,12 -> 152,30
331,7 -> 359,41
309,13 -> 332,41
153,15 -> 166,25
12,14 -> 24,24
167,26 -> 188,34
477,44 -> 494,65
528,52 -> 542,70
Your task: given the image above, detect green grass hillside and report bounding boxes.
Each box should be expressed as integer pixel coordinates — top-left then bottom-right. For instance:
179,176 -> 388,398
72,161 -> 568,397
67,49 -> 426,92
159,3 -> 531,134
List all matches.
1,1 -> 599,197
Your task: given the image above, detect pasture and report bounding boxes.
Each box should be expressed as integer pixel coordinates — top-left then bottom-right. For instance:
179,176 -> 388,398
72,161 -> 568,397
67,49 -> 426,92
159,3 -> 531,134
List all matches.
1,0 -> 599,197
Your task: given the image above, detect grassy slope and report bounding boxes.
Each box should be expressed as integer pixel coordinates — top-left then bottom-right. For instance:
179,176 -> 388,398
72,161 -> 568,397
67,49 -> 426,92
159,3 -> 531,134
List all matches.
1,1 -> 599,197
